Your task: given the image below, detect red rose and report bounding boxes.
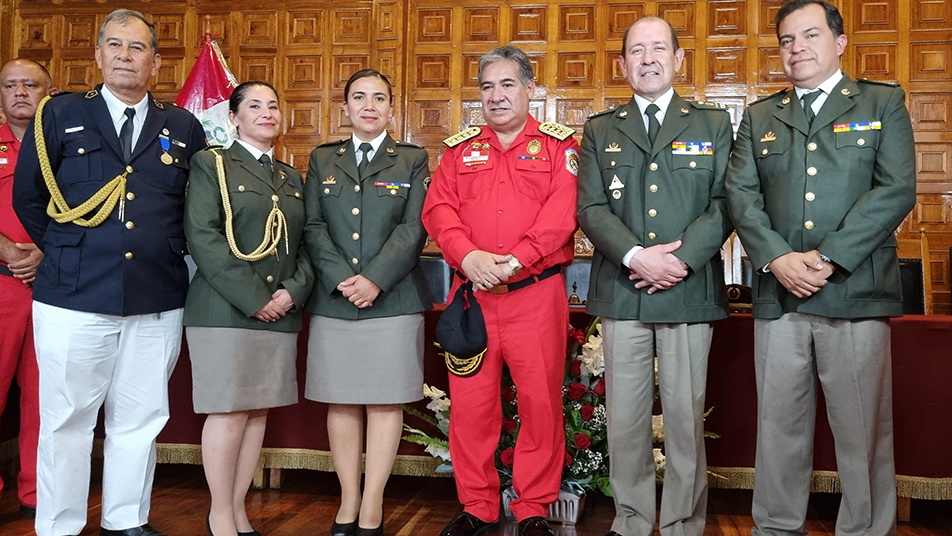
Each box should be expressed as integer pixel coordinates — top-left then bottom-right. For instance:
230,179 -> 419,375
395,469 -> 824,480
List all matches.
502,418 -> 518,435
574,433 -> 592,450
592,378 -> 606,397
574,329 -> 586,345
500,448 -> 515,467
570,359 -> 582,377
563,450 -> 574,467
566,382 -> 587,401
501,387 -> 516,403
580,404 -> 595,421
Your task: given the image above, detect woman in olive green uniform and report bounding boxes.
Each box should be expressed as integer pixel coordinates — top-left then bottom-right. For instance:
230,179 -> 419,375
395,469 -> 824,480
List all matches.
184,81 -> 313,536
303,69 -> 432,536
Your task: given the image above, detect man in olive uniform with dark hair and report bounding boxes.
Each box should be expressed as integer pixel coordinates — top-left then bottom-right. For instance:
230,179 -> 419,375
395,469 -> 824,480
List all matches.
578,16 -> 733,536
725,1 -> 916,534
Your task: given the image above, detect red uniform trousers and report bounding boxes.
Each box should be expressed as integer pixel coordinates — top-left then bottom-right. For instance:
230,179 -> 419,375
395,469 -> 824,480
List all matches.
448,273 -> 568,522
0,274 -> 39,508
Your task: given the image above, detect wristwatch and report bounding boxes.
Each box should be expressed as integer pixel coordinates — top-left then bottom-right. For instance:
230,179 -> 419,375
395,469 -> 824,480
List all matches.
508,255 -> 523,275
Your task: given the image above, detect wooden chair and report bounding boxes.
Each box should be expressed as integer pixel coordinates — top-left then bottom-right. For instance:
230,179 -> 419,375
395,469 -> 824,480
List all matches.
896,229 -> 933,315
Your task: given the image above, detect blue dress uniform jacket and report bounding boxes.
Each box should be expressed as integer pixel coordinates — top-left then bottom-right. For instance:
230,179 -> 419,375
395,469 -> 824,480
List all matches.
303,134 -> 433,319
13,85 -> 207,316
578,94 -> 734,323
183,144 -> 313,332
725,76 -> 916,319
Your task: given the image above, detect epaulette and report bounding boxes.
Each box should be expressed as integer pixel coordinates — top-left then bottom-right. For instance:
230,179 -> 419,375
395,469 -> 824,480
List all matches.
152,98 -> 165,109
749,88 -> 789,107
444,127 -> 481,147
539,121 -> 576,140
857,78 -> 900,87
85,89 -> 99,99
588,107 -> 616,119
275,158 -> 293,167
397,140 -> 424,149
689,99 -> 727,110
201,145 -> 224,151
317,138 -> 348,148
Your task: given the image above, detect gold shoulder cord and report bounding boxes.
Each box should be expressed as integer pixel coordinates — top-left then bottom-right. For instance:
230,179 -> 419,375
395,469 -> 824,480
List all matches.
211,148 -> 288,262
34,96 -> 131,227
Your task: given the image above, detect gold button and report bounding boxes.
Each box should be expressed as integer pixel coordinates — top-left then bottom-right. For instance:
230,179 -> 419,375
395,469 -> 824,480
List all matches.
126,192 -> 135,201
805,192 -> 815,201
649,184 -> 658,193
352,233 -> 359,240
807,167 -> 817,176
804,220 -> 814,230
649,162 -> 658,171
352,257 -> 359,265
648,232 -> 657,240
78,148 -> 85,154
125,221 -> 134,230
610,161 -> 616,167
354,185 -> 361,192
762,148 -> 769,155
126,165 -> 133,173
857,138 -> 865,146
238,185 -> 245,192
266,275 -> 274,283
295,192 -> 301,198
124,251 -> 133,260
648,209 -> 657,217
271,194 -> 279,202
175,158 -> 179,163
352,208 -> 360,216
808,142 -> 817,151
324,188 -> 330,194
689,161 -> 697,168
390,190 -> 396,196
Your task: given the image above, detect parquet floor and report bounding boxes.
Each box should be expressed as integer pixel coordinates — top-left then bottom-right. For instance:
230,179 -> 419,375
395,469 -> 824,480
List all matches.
1,463 -> 950,536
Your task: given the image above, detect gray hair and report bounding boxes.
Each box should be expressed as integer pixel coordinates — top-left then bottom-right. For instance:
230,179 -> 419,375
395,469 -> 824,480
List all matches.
98,9 -> 158,55
478,45 -> 534,86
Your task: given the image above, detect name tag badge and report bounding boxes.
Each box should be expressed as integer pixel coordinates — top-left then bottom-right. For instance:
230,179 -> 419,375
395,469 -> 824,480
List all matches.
64,126 -> 84,133
462,152 -> 489,164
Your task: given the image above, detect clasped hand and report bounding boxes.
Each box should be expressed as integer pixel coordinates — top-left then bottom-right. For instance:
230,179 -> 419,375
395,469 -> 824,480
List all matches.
7,243 -> 43,289
767,250 -> 836,298
461,250 -> 515,291
254,289 -> 294,322
628,240 -> 689,295
338,274 -> 381,309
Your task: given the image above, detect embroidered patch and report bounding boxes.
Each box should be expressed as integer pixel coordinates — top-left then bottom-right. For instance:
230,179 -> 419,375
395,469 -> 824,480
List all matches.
565,148 -> 579,176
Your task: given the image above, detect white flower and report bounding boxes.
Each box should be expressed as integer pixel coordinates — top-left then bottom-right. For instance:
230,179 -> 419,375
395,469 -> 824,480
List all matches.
424,444 -> 451,462
652,414 -> 664,444
653,448 -> 666,476
424,383 -> 450,414
579,323 -> 604,377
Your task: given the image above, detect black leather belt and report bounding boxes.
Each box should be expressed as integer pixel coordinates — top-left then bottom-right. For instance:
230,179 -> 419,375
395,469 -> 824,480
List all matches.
488,265 -> 562,294
0,264 -> 12,278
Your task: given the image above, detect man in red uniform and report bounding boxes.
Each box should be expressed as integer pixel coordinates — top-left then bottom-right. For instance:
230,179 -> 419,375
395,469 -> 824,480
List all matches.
422,45 -> 579,536
0,57 -> 50,519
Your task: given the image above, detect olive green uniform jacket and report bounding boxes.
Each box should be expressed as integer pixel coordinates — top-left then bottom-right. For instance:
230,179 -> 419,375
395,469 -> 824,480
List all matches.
725,76 -> 916,320
184,143 -> 314,332
303,134 -> 433,319
577,94 -> 734,323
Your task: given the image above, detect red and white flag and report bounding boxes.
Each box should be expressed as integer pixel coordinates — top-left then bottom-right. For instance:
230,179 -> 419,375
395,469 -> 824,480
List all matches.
176,35 -> 238,147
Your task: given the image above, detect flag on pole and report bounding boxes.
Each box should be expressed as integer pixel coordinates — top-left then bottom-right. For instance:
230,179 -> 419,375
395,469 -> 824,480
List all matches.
176,34 -> 238,147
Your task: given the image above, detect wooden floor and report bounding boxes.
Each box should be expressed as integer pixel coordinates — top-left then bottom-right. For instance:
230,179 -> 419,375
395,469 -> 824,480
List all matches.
2,463 -> 950,536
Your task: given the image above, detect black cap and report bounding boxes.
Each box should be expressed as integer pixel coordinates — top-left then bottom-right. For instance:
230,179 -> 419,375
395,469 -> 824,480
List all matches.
435,281 -> 488,377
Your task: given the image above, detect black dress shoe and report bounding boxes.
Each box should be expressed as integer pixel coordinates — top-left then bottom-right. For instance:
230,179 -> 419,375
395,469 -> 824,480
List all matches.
101,525 -> 167,536
518,517 -> 555,536
438,512 -> 498,536
602,532 -> 623,536
355,523 -> 383,536
20,505 -> 36,519
238,531 -> 262,536
330,520 -> 358,536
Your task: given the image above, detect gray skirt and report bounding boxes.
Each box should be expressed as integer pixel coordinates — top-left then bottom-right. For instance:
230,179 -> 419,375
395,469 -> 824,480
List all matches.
305,314 -> 424,404
187,326 -> 299,414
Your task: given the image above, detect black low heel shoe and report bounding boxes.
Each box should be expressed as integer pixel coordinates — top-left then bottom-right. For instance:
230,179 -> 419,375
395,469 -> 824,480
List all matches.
330,521 -> 358,536
205,515 -> 214,536
238,531 -> 262,536
355,524 -> 383,536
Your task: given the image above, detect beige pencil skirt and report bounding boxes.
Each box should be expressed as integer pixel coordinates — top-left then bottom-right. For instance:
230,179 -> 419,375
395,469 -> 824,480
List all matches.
187,326 -> 299,414
305,313 -> 424,404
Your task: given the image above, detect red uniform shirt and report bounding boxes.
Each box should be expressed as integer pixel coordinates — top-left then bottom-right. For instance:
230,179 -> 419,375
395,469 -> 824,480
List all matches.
0,123 -> 31,249
423,116 -> 579,277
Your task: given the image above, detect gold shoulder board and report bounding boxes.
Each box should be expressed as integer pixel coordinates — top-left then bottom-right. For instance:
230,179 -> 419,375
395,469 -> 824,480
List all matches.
539,121 -> 576,141
443,127 -> 481,147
